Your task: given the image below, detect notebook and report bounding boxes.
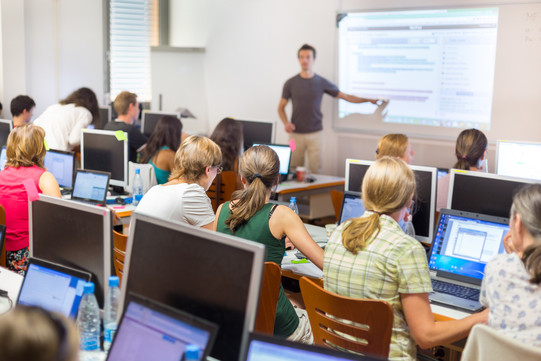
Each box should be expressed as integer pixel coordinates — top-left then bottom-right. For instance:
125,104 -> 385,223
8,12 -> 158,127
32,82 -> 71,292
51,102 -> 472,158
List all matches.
17,257 -> 91,318
428,209 -> 509,312
338,191 -> 365,225
0,146 -> 6,170
245,333 -> 381,361
107,293 -> 218,361
71,169 -> 110,205
44,149 -> 75,194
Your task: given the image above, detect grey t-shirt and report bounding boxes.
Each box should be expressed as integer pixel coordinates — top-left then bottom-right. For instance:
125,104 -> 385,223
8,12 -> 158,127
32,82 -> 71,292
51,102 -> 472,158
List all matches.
281,74 -> 339,133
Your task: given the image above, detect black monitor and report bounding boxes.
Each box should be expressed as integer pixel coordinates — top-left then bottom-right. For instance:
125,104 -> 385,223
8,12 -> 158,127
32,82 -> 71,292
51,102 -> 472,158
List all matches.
0,119 -> 12,149
96,107 -> 111,130
29,195 -> 113,308
238,120 -> 274,151
81,129 -> 128,189
448,170 -> 535,218
141,111 -> 180,137
44,149 -> 75,189
121,213 -> 265,361
345,159 -> 371,193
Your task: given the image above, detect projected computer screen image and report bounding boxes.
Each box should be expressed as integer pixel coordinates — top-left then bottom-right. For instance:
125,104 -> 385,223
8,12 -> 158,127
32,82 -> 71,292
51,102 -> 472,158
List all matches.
238,120 -> 274,150
122,214 -> 264,361
44,149 -> 75,188
337,7 -> 499,130
0,119 -> 12,149
496,140 -> 541,181
141,111 -> 180,137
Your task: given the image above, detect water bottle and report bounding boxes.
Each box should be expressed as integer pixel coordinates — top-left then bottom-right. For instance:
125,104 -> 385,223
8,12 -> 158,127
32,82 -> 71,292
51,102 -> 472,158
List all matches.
184,344 -> 200,361
288,196 -> 299,215
133,168 -> 143,206
103,276 -> 120,352
77,282 -> 101,358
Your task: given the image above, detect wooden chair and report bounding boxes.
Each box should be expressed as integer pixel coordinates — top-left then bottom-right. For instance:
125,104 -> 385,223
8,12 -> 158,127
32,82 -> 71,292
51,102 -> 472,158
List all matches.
112,230 -> 128,285
254,262 -> 282,335
0,205 -> 5,267
299,276 -> 393,358
206,171 -> 237,212
330,190 -> 343,223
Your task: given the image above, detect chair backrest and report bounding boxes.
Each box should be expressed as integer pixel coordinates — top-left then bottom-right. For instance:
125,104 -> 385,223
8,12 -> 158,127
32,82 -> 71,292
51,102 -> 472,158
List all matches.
0,205 -> 5,267
112,230 -> 128,285
299,276 -> 393,358
206,171 -> 237,212
462,324 -> 541,361
330,190 -> 343,223
254,262 -> 282,335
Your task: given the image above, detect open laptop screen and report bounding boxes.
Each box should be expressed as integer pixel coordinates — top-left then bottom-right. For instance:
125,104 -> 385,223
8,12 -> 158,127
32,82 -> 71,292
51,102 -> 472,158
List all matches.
44,149 -> 75,188
72,169 -> 110,203
429,210 -> 509,281
338,191 -> 365,225
254,144 -> 291,175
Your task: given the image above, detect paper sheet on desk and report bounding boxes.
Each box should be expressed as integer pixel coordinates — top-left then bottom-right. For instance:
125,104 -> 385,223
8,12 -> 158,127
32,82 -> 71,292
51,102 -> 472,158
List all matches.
282,251 -> 323,279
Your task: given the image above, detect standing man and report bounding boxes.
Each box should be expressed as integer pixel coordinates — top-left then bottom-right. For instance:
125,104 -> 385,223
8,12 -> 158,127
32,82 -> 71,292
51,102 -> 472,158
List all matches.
278,44 -> 378,174
10,95 -> 35,127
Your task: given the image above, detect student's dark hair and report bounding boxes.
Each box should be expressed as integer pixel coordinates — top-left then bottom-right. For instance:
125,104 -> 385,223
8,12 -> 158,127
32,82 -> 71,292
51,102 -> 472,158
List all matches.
210,118 -> 243,172
140,116 -> 183,163
59,87 -> 100,125
511,184 -> 541,285
453,129 -> 487,170
226,146 -> 280,232
298,44 -> 316,59
10,95 -> 36,117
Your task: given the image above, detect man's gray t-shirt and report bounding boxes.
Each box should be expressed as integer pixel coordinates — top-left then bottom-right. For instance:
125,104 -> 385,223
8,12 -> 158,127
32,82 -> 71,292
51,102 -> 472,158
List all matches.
282,74 -> 339,133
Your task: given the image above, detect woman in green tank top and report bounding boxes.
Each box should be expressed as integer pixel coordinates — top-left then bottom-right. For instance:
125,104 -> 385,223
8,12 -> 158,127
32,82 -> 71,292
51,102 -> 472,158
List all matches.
213,145 -> 323,342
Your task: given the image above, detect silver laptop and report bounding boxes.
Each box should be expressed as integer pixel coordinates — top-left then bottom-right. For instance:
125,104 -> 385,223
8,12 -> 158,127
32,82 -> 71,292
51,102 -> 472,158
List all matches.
71,169 -> 110,205
428,209 -> 509,312
338,191 -> 365,225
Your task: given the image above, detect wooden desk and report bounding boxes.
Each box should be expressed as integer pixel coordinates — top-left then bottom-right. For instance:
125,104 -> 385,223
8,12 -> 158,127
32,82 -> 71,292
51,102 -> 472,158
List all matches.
274,174 -> 344,220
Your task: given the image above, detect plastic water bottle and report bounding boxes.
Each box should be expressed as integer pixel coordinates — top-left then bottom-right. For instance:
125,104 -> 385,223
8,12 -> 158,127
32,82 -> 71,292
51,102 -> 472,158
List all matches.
184,344 -> 200,361
103,276 -> 120,352
77,282 -> 101,358
133,168 -> 143,206
288,196 -> 299,215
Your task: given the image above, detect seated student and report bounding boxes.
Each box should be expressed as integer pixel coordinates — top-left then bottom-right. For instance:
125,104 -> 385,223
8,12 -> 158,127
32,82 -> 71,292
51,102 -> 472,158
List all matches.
33,87 -> 100,151
104,91 -> 148,163
376,133 -> 414,164
10,95 -> 35,127
0,125 -> 61,275
323,157 -> 487,361
136,135 -> 221,229
436,128 -> 487,211
139,116 -> 185,184
210,117 -> 244,188
214,145 -> 324,343
0,305 -> 79,361
480,183 -> 541,347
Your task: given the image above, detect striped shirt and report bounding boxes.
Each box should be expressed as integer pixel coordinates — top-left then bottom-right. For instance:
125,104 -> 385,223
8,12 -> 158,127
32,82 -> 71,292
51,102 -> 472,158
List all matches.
323,212 -> 432,361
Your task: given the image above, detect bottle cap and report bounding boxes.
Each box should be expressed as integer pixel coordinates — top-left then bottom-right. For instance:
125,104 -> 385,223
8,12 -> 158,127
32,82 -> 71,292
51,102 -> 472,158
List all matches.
109,276 -> 119,287
135,168 -> 141,174
290,196 -> 296,202
185,344 -> 200,360
83,282 -> 95,294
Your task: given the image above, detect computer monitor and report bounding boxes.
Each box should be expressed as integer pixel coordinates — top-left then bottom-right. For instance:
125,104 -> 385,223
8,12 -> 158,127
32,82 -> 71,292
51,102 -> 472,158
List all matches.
0,119 -> 12,149
81,129 -> 128,189
253,143 -> 291,177
141,111 -> 180,137
448,170 -> 535,218
0,146 -> 6,170
338,191 -> 365,225
345,159 -> 371,193
238,120 -> 274,151
29,195 -> 113,307
44,149 -> 75,189
96,106 -> 111,129
496,140 -> 541,181
121,213 -> 265,361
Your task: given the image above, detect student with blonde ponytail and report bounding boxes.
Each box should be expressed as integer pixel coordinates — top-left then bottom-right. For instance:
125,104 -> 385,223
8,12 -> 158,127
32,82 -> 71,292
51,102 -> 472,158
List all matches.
480,184 -> 541,346
214,145 -> 323,342
324,157 -> 487,361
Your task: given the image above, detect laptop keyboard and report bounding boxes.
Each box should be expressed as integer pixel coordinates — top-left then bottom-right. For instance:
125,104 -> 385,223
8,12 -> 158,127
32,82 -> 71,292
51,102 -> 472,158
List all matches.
431,280 -> 480,300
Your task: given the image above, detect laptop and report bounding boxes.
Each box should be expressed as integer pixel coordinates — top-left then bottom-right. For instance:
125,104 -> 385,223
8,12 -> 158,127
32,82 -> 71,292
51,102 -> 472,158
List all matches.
107,293 -> 218,361
253,143 -> 292,182
17,257 -> 91,318
0,146 -> 6,170
245,332 -> 383,361
428,209 -> 509,312
71,169 -> 110,205
44,149 -> 75,195
338,191 -> 365,225
0,224 -> 5,257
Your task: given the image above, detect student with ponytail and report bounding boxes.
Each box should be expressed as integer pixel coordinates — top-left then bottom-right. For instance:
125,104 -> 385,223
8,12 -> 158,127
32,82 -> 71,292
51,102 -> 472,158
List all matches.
324,157 -> 487,361
214,145 -> 323,342
480,183 -> 541,346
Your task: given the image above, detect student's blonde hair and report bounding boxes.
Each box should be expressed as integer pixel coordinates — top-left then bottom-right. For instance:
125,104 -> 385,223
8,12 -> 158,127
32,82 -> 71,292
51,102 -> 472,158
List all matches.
0,305 -> 79,361
342,157 -> 415,253
226,145 -> 280,232
113,91 -> 137,116
376,133 -> 409,160
5,124 -> 46,168
169,135 -> 222,183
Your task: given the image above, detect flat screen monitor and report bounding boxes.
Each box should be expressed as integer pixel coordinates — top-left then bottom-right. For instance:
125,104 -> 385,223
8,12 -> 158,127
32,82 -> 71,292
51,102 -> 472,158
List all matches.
496,140 -> 541,181
238,120 -> 274,151
448,170 -> 535,218
44,149 -> 75,188
121,213 -> 265,361
345,159 -> 371,193
253,143 -> 291,175
0,119 -> 12,149
141,111 -> 180,137
29,195 -> 113,307
81,129 -> 128,188
96,106 -> 111,129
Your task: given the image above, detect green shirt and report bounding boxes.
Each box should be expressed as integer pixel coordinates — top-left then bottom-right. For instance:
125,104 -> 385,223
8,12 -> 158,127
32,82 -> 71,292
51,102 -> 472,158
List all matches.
217,202 -> 299,337
323,212 -> 433,361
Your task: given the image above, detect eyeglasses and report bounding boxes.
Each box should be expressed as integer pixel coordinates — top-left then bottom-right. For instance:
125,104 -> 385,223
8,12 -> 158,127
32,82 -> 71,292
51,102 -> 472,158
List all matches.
214,165 -> 223,174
